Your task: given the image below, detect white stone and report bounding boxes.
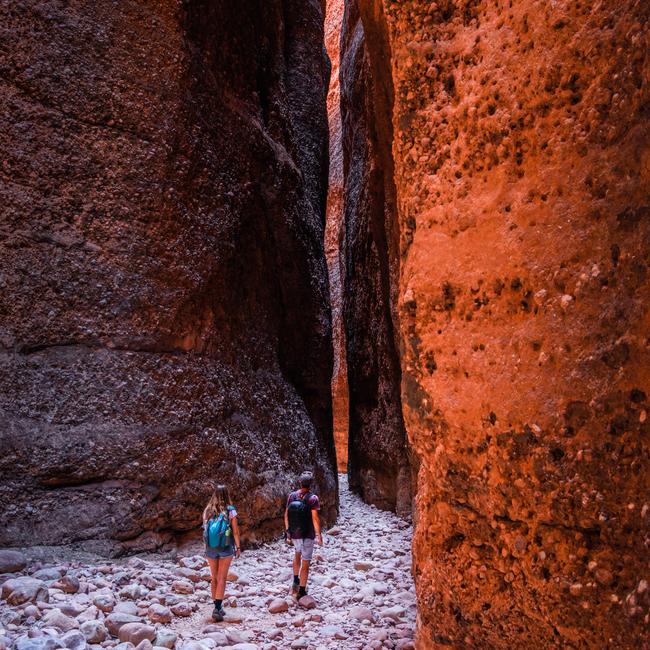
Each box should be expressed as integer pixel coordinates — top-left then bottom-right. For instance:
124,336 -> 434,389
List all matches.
79,621 -> 107,644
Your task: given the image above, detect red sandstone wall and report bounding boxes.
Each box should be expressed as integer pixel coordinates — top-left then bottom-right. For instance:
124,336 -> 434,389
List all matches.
348,0 -> 649,646
0,0 -> 336,553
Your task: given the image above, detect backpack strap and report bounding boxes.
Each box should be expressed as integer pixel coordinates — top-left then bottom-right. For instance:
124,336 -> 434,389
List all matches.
301,491 -> 313,511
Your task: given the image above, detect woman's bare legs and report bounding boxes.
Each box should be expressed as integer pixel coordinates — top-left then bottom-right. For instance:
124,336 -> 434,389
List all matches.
215,556 -> 233,600
207,558 -> 219,600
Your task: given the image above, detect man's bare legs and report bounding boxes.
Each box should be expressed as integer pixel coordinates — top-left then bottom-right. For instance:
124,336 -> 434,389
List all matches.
293,551 -> 301,578
299,557 -> 310,589
292,551 -> 302,596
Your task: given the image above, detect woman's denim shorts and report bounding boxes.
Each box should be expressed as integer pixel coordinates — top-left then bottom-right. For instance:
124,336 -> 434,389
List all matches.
205,544 -> 234,559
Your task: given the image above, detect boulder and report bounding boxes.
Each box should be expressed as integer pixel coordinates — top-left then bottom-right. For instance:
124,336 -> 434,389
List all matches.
119,585 -> 148,601
92,595 -> 115,613
134,641 -> 153,650
153,629 -> 177,650
290,639 -> 308,649
32,568 -> 66,582
42,609 -> 79,633
170,581 -> 193,595
297,595 -> 316,610
267,599 -> 289,614
14,636 -> 63,650
59,603 -> 85,618
59,630 -> 86,650
117,624 -> 156,646
1,577 -> 48,604
349,606 -> 374,622
79,621 -> 108,644
321,625 -> 347,640
77,605 -> 100,623
222,611 -> 244,624
128,558 -> 146,570
202,632 -> 227,646
105,613 -> 142,637
147,604 -> 171,624
53,576 -> 80,594
114,602 -> 139,616
0,549 -> 27,573
169,603 -> 191,618
178,557 -> 205,571
379,605 -> 405,622
173,568 -> 200,583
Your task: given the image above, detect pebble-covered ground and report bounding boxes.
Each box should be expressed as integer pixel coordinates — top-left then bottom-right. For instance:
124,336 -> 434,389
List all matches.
0,475 -> 416,650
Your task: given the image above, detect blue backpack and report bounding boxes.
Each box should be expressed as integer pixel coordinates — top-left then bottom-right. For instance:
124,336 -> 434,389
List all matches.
207,507 -> 234,548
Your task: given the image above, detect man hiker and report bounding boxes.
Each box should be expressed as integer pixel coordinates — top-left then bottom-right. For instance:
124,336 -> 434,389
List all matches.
284,471 -> 323,599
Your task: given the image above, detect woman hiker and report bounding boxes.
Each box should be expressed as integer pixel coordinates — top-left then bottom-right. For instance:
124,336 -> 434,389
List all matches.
203,484 -> 241,621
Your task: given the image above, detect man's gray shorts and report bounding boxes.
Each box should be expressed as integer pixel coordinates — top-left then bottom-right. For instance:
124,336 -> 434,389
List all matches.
292,538 -> 315,561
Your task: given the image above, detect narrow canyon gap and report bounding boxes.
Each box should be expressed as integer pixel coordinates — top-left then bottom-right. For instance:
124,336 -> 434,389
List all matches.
339,1 -> 649,648
339,0 -> 415,518
0,0 -> 337,552
324,0 -> 350,474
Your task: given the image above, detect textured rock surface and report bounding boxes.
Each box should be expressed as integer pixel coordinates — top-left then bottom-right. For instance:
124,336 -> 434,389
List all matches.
324,0 -> 349,473
0,0 -> 336,551
340,0 -> 413,515
345,0 -> 650,647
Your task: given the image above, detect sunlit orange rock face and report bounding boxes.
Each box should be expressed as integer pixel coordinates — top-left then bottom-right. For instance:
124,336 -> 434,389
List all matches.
325,0 -> 349,473
0,0 -> 336,552
345,0 -> 649,646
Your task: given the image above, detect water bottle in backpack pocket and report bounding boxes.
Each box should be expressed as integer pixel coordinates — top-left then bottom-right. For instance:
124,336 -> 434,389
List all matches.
207,511 -> 232,549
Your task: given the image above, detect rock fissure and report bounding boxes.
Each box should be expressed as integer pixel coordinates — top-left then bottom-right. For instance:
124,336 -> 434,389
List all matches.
1,76 -> 156,144
6,343 -> 206,356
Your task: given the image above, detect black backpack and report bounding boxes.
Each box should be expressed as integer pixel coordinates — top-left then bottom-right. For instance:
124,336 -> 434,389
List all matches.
287,491 -> 313,537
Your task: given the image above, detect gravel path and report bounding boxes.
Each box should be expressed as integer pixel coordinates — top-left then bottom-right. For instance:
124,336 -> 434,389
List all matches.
0,474 -> 416,650
172,474 -> 416,649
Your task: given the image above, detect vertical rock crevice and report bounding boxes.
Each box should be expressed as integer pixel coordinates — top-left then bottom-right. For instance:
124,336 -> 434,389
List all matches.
0,0 -> 336,553
340,0 -> 413,516
324,0 -> 350,473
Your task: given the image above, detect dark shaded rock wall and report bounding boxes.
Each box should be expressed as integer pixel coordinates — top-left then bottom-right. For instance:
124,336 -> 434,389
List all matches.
0,0 -> 336,554
340,0 -> 412,516
345,0 -> 649,647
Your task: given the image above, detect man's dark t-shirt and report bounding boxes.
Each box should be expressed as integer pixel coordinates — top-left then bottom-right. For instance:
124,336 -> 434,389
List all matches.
287,490 -> 320,540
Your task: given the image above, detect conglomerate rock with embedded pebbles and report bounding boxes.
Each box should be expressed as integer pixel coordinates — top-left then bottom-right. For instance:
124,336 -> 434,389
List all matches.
342,0 -> 649,647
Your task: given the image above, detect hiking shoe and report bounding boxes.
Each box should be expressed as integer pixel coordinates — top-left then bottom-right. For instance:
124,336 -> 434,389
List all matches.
212,606 -> 224,622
